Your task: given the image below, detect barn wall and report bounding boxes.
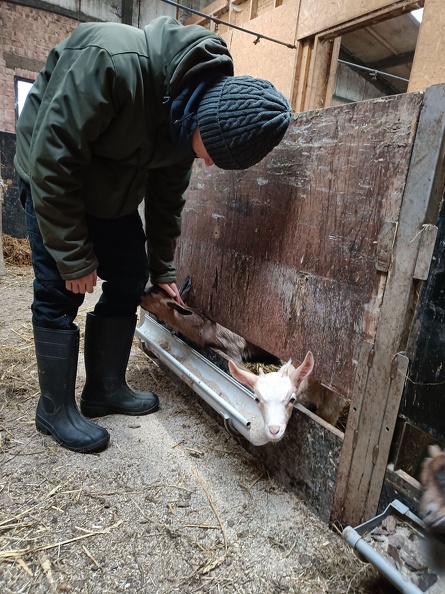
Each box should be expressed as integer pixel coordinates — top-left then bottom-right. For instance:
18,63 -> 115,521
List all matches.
0,2 -> 77,237
222,0 -> 299,99
0,3 -> 76,135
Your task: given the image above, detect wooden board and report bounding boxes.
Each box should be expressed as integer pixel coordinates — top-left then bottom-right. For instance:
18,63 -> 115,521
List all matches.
408,0 -> 445,92
175,92 -> 422,398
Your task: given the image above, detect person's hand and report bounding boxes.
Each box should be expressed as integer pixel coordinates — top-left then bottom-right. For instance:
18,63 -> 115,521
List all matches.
65,270 -> 97,294
158,282 -> 185,306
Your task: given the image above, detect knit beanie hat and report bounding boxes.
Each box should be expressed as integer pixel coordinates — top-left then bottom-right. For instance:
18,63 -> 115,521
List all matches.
197,75 -> 291,170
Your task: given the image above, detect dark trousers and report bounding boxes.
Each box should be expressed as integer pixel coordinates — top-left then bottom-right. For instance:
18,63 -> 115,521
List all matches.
19,179 -> 148,329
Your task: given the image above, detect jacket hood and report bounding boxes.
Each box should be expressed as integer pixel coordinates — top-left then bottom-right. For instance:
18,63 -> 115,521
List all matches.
143,16 -> 234,100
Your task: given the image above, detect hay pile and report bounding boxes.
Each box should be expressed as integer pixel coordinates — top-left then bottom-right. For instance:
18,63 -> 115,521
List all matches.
0,322 -> 36,404
2,234 -> 31,266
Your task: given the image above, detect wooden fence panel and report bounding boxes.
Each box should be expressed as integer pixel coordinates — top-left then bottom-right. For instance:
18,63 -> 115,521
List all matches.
176,92 -> 422,399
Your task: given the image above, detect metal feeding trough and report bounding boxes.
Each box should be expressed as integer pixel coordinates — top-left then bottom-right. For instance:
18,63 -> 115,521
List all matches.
135,311 -> 270,446
342,499 -> 445,594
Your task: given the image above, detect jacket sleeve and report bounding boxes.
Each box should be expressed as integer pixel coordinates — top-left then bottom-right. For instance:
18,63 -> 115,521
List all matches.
28,47 -> 118,280
144,158 -> 193,284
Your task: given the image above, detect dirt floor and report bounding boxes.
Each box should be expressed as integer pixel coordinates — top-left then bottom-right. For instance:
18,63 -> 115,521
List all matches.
0,259 -> 413,593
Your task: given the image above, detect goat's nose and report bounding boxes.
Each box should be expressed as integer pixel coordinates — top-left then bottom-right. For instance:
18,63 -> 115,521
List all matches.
268,425 -> 281,435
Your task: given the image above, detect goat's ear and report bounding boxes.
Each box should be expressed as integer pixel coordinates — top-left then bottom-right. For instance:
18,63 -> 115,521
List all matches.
280,359 -> 293,376
289,351 -> 314,387
167,302 -> 193,316
228,360 -> 258,389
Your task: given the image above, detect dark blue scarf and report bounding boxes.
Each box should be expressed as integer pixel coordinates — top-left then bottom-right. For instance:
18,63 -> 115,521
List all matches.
167,71 -> 223,154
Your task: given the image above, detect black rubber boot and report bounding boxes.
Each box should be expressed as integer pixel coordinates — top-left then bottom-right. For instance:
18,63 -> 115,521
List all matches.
80,313 -> 159,418
34,326 -> 110,453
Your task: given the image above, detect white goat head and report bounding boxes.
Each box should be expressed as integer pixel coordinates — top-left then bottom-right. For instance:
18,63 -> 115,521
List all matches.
228,352 -> 315,442
419,444 -> 445,534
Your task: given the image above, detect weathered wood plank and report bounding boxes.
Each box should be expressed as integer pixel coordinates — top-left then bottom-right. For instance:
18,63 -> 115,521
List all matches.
176,92 -> 422,399
349,353 -> 409,523
379,465 -> 422,515
305,35 -> 340,110
331,340 -> 373,523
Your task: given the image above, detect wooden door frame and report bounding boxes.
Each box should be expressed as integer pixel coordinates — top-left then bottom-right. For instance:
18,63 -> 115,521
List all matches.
291,0 -> 424,112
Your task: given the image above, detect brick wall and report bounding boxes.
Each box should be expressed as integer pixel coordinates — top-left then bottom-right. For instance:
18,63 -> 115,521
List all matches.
0,2 -> 77,134
0,2 -> 78,237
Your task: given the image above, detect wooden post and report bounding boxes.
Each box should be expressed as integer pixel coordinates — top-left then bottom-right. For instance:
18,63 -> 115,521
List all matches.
249,0 -> 259,20
304,35 -> 341,110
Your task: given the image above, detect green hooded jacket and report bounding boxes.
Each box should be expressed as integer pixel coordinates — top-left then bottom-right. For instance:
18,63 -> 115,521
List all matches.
14,16 -> 234,282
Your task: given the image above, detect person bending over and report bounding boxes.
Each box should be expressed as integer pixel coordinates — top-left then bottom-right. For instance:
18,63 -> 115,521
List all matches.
14,15 -> 291,453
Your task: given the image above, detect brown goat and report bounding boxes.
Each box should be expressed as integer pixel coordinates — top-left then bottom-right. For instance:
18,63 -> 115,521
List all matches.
297,376 -> 347,427
140,285 -> 279,364
419,444 -> 445,534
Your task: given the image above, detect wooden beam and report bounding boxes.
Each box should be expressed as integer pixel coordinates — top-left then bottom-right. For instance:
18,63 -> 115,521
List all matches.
304,35 -> 340,110
322,37 -> 341,108
369,50 -> 415,70
290,38 -> 313,112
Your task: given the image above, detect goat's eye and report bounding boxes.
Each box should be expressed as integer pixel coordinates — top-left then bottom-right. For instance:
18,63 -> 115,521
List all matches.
289,396 -> 296,404
254,397 -> 260,403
